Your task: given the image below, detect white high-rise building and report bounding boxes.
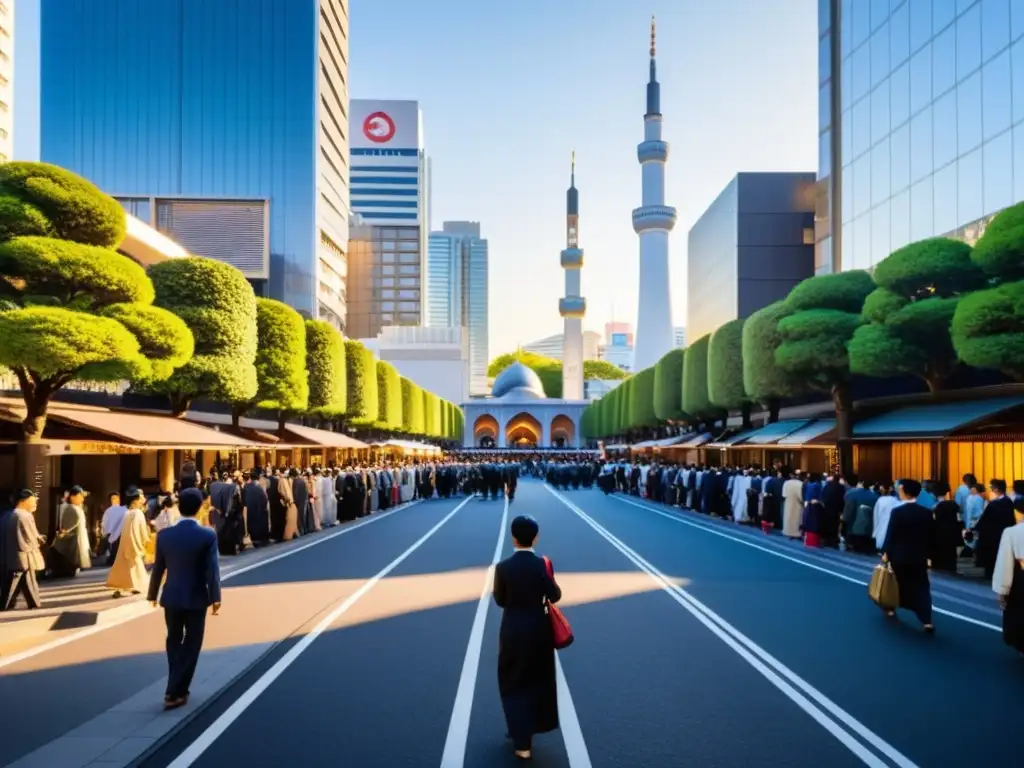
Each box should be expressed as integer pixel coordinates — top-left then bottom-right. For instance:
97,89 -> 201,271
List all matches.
631,17 -> 677,372
426,222 -> 489,397
559,153 -> 585,401
0,0 -> 11,163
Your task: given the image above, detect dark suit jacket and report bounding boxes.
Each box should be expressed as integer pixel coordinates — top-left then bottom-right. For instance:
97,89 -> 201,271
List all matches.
493,551 -> 561,620
147,518 -> 222,611
882,502 -> 934,566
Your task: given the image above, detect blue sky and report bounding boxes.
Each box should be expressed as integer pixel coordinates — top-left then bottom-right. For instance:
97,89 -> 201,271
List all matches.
15,0 -> 817,356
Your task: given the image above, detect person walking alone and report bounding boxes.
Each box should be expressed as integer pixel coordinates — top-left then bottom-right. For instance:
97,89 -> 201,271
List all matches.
147,488 -> 221,710
880,479 -> 936,634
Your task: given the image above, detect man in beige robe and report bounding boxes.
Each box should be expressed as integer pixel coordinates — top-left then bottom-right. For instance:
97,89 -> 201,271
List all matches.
2,490 -> 46,610
782,475 -> 804,539
107,487 -> 151,597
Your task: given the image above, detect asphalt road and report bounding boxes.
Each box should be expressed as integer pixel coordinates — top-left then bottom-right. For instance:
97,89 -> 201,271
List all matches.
4,481 -> 1019,768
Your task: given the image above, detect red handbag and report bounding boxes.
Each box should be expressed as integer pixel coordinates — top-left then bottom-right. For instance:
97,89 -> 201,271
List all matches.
543,556 -> 574,649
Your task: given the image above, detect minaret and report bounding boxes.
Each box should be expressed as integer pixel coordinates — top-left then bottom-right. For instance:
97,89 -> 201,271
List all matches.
559,151 -> 585,401
631,15 -> 677,372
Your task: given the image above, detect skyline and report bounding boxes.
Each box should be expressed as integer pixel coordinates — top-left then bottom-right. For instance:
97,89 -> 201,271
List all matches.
14,0 -> 818,356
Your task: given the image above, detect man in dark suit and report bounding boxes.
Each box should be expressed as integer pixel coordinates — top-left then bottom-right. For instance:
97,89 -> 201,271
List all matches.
147,488 -> 222,709
881,479 -> 935,633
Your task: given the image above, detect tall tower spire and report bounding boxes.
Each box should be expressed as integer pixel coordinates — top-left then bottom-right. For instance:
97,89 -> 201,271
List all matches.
560,150 -> 586,409
631,16 -> 677,372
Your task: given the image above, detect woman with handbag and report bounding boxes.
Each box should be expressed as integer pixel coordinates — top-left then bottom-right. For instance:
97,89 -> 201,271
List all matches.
493,515 -> 566,761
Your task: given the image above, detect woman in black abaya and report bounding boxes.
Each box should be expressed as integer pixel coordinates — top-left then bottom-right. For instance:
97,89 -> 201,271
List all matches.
493,515 -> 562,760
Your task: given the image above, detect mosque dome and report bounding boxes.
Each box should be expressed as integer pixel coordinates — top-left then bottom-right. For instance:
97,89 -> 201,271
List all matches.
491,362 -> 547,400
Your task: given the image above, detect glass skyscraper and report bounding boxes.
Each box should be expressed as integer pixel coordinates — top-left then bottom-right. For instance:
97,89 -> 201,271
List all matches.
819,0 -> 1024,274
426,222 -> 489,396
38,0 -> 350,329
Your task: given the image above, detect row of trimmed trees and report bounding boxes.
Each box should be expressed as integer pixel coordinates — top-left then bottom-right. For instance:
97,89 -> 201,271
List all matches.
0,162 -> 463,445
582,201 -> 1024,467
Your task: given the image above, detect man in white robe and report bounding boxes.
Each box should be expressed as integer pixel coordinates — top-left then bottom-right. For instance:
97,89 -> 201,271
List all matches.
319,470 -> 337,527
731,471 -> 752,523
873,487 -> 902,551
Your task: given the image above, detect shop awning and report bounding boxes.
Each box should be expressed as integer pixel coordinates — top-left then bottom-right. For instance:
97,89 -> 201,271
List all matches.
741,419 -> 811,445
373,439 -> 442,454
776,419 -> 837,447
282,423 -> 369,450
632,435 -> 687,450
854,397 -> 1024,439
41,402 -> 258,448
706,429 -> 760,450
679,433 -> 713,448
604,443 -> 629,451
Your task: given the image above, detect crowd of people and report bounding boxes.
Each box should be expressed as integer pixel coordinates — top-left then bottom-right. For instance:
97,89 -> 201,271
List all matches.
597,458 -> 1024,654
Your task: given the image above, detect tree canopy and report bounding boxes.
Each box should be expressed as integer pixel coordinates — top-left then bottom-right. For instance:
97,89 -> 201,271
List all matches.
345,340 -> 378,425
627,366 -> 658,429
376,360 -> 403,430
741,301 -> 805,418
0,162 -> 194,439
246,298 -> 308,416
401,377 -> 425,435
143,256 -> 258,415
970,201 -> 1024,281
653,348 -> 686,422
952,280 -> 1024,380
681,334 -> 720,421
305,320 -> 346,417
707,318 -> 750,415
488,349 -> 629,399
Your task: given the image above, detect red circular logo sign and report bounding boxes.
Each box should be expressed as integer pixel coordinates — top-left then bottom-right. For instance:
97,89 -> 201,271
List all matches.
362,111 -> 396,143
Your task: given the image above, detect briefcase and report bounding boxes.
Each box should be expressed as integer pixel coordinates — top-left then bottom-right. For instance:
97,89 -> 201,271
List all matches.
868,563 -> 899,610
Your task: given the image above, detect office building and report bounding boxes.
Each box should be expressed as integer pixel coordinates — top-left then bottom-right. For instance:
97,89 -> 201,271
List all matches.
674,326 -> 686,348
632,18 -> 678,371
687,172 -> 815,342
360,326 -> 470,406
604,321 -> 634,347
349,99 -> 429,329
426,221 -> 489,396
819,0 -> 1024,274
39,0 -> 350,330
522,331 -> 601,362
602,332 -> 634,372
0,0 -> 11,162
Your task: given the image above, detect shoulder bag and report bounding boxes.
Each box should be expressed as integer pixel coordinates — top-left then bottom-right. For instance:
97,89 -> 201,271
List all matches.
543,556 -> 574,649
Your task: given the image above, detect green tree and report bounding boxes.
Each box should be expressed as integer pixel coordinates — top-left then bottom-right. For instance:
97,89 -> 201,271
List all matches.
849,238 -> 984,392
305,320 -> 346,418
233,298 -> 308,427
488,350 -> 562,397
376,360 -> 402,430
0,163 -> 194,440
681,334 -> 722,423
401,377 -> 425,435
143,256 -> 258,415
345,340 -> 378,426
628,366 -> 659,429
423,390 -> 440,436
952,280 -> 1024,380
708,319 -> 752,426
775,270 -> 875,470
969,201 -> 1024,281
583,359 -> 628,380
741,301 -> 805,422
653,348 -> 686,423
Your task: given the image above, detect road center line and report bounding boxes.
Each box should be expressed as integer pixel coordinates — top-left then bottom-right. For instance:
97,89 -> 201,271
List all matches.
610,494 -> 1001,632
548,486 -> 916,768
439,496 -> 508,768
0,500 -> 425,669
167,495 -> 474,768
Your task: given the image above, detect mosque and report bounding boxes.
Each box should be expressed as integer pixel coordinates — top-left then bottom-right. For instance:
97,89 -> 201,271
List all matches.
461,152 -> 589,448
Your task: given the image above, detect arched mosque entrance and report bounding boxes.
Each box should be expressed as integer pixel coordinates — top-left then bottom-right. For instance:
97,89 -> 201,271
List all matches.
474,414 -> 499,448
550,414 -> 576,448
505,412 -> 542,449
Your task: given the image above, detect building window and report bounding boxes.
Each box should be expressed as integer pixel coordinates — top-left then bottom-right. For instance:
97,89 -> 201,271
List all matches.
399,252 -> 418,263
802,227 -> 814,245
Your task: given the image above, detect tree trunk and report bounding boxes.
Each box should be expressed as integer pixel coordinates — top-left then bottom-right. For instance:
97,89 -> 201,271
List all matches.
766,399 -> 780,424
277,411 -> 287,433
831,382 -> 854,477
168,393 -> 192,418
231,405 -> 247,429
741,402 -> 753,429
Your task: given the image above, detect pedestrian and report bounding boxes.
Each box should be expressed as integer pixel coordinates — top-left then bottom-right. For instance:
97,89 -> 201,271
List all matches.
100,492 -> 127,565
880,479 -> 936,634
1,490 -> 46,611
147,487 -> 221,710
975,479 -> 1016,580
106,487 -> 151,598
992,497 -> 1024,656
493,514 -> 562,761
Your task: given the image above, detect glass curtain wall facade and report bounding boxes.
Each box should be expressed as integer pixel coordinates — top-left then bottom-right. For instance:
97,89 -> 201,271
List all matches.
345,221 -> 423,340
39,0 -> 350,326
425,224 -> 489,396
821,0 -> 1024,273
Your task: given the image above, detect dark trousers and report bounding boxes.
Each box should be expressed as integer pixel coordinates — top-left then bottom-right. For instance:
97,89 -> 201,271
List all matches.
4,569 -> 42,610
164,608 -> 207,699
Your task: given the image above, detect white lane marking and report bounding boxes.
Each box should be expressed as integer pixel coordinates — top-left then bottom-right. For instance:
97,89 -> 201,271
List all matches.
0,500 -> 425,670
548,486 -> 917,768
168,495 -> 475,768
610,494 -> 1001,633
439,496 -> 508,768
555,654 -> 592,768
